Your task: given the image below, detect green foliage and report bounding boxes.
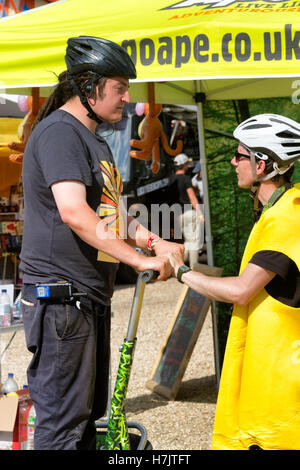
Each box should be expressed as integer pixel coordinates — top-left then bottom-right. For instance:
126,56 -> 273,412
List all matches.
203,97 -> 300,368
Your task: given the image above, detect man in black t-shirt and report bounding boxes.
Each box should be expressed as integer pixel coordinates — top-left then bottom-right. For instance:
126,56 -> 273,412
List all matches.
19,37 -> 183,450
170,153 -> 204,267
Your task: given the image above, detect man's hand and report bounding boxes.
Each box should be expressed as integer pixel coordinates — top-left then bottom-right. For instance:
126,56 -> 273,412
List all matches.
154,239 -> 184,257
153,239 -> 185,278
136,253 -> 173,281
168,250 -> 185,277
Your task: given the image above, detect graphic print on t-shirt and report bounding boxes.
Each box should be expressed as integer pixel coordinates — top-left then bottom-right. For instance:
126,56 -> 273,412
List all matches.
97,161 -> 123,263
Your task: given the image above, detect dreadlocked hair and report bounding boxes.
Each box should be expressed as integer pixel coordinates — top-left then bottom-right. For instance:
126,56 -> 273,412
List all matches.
32,70 -> 107,130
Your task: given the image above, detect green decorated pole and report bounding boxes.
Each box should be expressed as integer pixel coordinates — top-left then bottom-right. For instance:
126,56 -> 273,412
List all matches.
104,339 -> 136,450
103,271 -> 156,450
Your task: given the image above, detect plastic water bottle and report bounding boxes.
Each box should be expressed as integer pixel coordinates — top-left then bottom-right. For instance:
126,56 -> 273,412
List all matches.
0,289 -> 12,327
26,404 -> 36,450
13,291 -> 22,322
2,373 -> 19,394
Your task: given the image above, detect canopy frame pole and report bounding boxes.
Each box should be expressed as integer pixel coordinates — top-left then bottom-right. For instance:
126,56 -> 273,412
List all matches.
194,81 -> 221,386
161,81 -> 195,97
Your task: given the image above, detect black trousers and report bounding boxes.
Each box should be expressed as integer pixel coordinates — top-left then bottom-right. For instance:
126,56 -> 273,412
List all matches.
21,284 -> 111,450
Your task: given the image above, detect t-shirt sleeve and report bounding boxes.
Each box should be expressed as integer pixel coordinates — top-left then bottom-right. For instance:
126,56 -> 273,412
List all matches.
184,174 -> 192,190
35,122 -> 93,187
249,250 -> 293,278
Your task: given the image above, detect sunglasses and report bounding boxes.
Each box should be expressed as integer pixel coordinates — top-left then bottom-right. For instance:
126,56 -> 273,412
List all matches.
234,150 -> 251,163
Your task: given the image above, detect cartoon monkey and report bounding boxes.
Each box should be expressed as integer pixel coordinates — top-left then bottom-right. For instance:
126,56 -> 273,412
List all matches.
130,103 -> 183,174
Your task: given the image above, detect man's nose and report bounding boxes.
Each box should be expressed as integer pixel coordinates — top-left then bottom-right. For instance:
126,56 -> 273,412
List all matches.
122,90 -> 130,103
231,156 -> 237,167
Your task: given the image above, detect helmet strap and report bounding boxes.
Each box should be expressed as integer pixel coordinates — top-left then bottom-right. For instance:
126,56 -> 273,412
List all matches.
249,181 -> 262,221
248,150 -> 261,217
247,145 -> 293,182
249,153 -> 294,220
249,151 -> 262,210
67,73 -> 104,125
249,151 -> 259,180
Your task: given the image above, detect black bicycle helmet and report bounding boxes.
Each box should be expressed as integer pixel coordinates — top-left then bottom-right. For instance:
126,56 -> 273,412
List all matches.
65,36 -> 136,79
64,36 -> 136,125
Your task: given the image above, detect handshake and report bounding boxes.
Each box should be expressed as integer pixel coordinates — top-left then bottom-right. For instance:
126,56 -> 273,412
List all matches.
137,238 -> 186,282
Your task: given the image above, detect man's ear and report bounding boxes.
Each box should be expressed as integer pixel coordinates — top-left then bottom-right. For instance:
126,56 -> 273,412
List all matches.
83,80 -> 94,98
256,159 -> 266,176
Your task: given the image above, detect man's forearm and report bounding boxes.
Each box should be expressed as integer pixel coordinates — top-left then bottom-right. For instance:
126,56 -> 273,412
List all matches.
125,214 -> 185,262
125,214 -> 159,251
180,270 -> 243,304
175,262 -> 276,306
62,202 -> 145,269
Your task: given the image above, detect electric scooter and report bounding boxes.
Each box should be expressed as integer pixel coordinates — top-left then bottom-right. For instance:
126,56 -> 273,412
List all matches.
96,270 -> 156,450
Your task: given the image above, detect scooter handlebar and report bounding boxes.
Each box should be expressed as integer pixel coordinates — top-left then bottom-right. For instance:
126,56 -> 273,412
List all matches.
140,270 -> 159,283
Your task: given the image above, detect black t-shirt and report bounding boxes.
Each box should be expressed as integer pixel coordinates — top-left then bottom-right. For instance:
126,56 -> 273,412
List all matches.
169,173 -> 192,207
20,109 -> 123,304
250,250 -> 300,308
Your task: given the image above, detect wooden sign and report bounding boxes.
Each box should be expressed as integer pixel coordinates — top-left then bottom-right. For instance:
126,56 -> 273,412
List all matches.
146,264 -> 223,400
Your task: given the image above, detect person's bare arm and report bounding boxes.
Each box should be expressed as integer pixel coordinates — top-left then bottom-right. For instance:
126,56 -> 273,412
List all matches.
120,201 -> 185,279
51,180 -> 171,280
169,250 -> 276,306
186,187 -> 204,219
125,210 -> 183,252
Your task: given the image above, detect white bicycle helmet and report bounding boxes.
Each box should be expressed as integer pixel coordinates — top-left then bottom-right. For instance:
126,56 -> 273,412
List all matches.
234,113 -> 300,180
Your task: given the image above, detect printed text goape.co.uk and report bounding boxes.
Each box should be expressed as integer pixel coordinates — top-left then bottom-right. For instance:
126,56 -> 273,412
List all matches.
121,24 -> 299,68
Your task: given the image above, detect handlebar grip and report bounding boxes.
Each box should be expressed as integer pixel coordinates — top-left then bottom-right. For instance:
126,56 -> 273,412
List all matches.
140,270 -> 159,283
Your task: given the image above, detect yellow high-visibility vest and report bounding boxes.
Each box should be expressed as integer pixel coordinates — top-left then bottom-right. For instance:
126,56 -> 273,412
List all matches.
212,183 -> 300,450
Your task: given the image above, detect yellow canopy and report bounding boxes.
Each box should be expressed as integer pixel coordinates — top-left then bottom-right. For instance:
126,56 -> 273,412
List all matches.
0,0 -> 299,103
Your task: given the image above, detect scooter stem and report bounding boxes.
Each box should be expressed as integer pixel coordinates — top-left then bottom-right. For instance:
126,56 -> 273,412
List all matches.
126,270 -> 156,342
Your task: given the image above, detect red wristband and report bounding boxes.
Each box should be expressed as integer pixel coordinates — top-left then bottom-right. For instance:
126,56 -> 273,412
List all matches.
148,236 -> 160,251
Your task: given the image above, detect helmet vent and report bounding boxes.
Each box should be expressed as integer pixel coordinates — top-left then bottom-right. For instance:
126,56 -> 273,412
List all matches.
276,131 -> 300,139
243,124 -> 272,129
285,150 -> 300,156
81,44 -> 93,51
270,117 -> 300,133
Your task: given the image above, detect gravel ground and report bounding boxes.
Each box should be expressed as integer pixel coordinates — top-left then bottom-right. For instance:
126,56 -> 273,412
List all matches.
0,277 -> 217,450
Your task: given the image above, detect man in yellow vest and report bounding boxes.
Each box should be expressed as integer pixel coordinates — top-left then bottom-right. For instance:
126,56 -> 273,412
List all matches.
169,114 -> 300,450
